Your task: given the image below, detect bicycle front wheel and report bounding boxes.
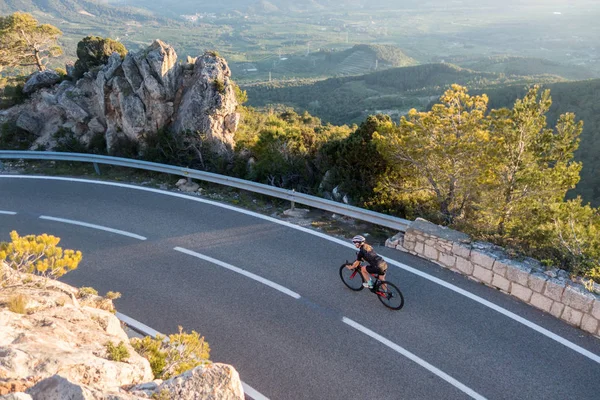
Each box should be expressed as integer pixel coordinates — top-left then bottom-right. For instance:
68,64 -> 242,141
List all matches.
339,264 -> 365,291
376,281 -> 404,310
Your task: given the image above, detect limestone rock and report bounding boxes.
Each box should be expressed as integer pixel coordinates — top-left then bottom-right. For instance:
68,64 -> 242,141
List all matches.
156,364 -> 244,400
23,71 -> 61,94
2,40 -> 239,156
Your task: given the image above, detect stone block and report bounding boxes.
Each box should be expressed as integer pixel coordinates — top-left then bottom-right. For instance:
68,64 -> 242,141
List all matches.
544,279 -> 566,302
492,260 -> 508,277
409,218 -> 471,243
403,240 -> 416,252
452,242 -> 471,258
492,274 -> 511,292
561,306 -> 583,327
395,245 -> 409,253
414,242 -> 424,254
550,302 -> 565,318
562,286 -> 595,313
581,314 -> 599,335
455,257 -> 474,275
506,263 -> 532,286
473,265 -> 493,284
511,283 -> 533,302
423,244 -> 439,260
470,250 -> 496,269
528,273 -> 548,293
530,293 -> 553,313
425,238 -> 436,247
592,300 -> 600,320
385,238 -> 399,248
439,253 -> 456,268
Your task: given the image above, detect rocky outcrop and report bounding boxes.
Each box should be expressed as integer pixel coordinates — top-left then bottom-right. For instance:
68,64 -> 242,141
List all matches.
0,40 -> 239,155
0,261 -> 244,399
22,71 -> 61,95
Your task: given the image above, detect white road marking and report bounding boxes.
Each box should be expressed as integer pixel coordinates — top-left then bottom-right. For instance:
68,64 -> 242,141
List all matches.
39,215 -> 147,240
242,383 -> 270,400
115,312 -> 270,400
2,176 -> 598,365
0,210 -> 17,215
174,246 -> 301,299
343,317 -> 487,400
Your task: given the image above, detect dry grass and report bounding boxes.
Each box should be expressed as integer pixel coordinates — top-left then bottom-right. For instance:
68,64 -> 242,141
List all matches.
8,294 -> 28,314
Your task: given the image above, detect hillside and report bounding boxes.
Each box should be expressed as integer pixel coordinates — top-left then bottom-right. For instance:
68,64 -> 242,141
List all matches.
447,55 -> 599,81
243,62 -> 564,125
0,0 -> 162,23
231,44 -> 417,82
481,79 -> 600,207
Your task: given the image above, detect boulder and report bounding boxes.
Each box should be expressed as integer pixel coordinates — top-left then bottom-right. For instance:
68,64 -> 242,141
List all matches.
156,364 -> 244,400
22,71 -> 61,94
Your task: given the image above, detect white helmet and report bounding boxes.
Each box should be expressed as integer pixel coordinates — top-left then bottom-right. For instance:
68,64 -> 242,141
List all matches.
352,235 -> 366,244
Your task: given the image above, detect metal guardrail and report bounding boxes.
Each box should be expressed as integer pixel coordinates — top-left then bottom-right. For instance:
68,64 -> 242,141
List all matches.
0,151 -> 411,232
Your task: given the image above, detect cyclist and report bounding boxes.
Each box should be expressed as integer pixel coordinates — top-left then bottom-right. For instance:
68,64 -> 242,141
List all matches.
348,235 -> 388,289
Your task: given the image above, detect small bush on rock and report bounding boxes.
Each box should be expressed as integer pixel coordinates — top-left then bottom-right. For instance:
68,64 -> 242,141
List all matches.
8,294 -> 28,314
131,326 -> 210,379
106,341 -> 130,362
77,286 -> 98,298
0,231 -> 82,283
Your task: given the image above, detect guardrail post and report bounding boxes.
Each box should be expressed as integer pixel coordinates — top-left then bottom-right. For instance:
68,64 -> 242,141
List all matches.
291,189 -> 295,210
93,162 -> 101,175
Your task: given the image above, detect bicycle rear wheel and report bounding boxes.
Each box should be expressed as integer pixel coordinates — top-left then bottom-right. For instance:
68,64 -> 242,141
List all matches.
339,264 -> 365,291
376,281 -> 404,310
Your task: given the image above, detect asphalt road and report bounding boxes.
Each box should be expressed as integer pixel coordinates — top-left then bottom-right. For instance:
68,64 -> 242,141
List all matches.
1,176 -> 599,400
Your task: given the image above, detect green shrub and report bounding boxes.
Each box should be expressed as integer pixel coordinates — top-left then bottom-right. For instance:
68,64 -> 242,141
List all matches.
0,122 -> 36,150
105,341 -> 130,362
8,294 -> 28,314
53,128 -> 88,153
73,36 -> 127,79
105,291 -> 121,300
77,286 -> 98,298
0,231 -> 82,281
213,78 -> 225,94
131,326 -> 210,379
0,75 -> 28,109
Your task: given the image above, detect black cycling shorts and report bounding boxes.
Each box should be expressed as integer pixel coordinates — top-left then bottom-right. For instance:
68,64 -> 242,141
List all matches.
366,261 -> 387,275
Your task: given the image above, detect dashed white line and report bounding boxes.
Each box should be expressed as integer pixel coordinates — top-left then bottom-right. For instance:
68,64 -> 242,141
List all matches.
0,210 -> 17,215
2,176 -> 598,365
39,215 -> 147,240
115,312 -> 270,400
174,246 -> 301,299
343,317 -> 487,400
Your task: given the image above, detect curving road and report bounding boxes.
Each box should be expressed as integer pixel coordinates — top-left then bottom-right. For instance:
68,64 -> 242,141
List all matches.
1,176 -> 599,400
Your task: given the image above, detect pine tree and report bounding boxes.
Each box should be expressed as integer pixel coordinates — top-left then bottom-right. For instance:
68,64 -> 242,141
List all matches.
0,12 -> 62,72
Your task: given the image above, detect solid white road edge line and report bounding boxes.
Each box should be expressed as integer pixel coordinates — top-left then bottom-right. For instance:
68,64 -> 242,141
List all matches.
115,312 -> 270,400
39,215 -> 147,240
343,317 -> 487,400
0,210 -> 17,215
174,246 -> 301,299
3,176 -> 598,365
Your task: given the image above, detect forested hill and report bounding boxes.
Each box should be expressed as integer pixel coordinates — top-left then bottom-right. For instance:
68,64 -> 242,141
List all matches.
243,62 -> 564,125
481,79 -> 600,207
0,0 -> 165,24
448,55 -> 598,81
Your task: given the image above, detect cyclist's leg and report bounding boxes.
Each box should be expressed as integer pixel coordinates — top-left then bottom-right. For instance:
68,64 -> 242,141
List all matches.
359,265 -> 372,284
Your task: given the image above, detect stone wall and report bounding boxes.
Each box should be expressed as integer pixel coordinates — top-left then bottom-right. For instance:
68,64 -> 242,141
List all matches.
386,219 -> 600,338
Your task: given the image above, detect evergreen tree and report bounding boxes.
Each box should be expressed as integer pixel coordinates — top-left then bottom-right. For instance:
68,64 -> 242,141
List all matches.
374,85 -> 495,224
0,12 -> 62,72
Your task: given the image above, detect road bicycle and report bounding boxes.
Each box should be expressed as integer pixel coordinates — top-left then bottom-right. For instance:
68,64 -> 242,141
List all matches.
339,262 -> 404,310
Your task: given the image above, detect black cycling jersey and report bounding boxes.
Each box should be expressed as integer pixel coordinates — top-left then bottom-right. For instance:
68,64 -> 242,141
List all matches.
356,243 -> 387,271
